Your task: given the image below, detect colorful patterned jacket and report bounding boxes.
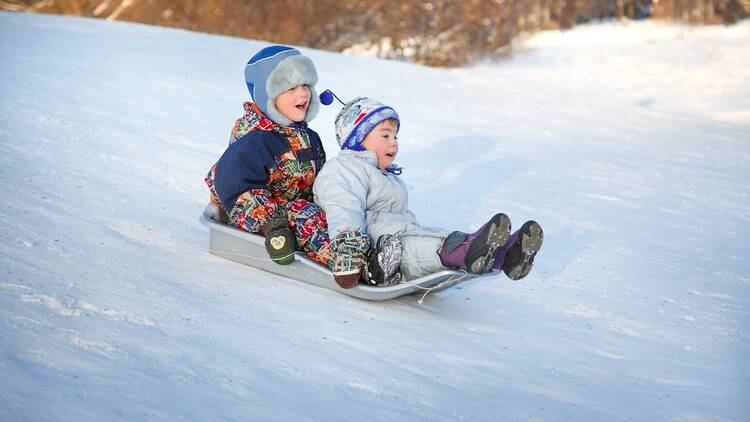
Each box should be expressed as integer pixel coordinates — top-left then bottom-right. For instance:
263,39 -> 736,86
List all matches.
205,102 -> 326,232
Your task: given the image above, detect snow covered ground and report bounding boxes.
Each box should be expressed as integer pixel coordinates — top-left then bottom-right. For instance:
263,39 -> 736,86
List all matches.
1,11 -> 749,421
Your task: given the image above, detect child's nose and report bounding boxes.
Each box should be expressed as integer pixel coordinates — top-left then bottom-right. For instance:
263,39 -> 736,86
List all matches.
295,85 -> 310,97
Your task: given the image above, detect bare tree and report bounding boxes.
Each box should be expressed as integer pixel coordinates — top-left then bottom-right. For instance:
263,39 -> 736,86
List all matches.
2,0 -> 747,66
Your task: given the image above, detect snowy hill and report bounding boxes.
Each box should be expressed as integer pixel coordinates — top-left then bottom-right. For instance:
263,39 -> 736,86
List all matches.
1,11 -> 749,421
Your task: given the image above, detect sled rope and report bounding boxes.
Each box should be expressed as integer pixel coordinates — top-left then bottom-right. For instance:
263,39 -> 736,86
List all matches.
215,250 -> 307,263
414,271 -> 468,304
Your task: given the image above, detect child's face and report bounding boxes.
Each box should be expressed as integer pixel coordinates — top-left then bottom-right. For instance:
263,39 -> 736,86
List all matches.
362,120 -> 399,169
274,85 -> 311,123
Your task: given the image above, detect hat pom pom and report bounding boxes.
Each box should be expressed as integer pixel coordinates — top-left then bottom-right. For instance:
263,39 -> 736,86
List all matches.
320,89 -> 345,106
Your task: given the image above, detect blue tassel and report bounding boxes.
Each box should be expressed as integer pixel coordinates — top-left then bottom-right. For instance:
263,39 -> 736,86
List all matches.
387,165 -> 403,175
320,89 -> 346,106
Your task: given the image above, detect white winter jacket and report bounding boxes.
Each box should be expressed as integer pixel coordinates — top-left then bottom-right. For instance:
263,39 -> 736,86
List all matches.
313,149 -> 448,279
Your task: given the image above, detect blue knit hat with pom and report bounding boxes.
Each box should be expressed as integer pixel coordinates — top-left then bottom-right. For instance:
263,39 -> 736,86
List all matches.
244,45 -> 320,126
333,96 -> 400,151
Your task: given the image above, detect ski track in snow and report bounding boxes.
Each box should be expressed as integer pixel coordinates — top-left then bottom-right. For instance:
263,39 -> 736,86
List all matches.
2,11 -> 750,421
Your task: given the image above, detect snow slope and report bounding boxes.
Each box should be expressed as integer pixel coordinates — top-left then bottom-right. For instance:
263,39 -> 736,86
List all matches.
1,11 -> 749,421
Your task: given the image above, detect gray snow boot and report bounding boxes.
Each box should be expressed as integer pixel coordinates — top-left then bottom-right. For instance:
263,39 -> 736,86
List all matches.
364,234 -> 403,287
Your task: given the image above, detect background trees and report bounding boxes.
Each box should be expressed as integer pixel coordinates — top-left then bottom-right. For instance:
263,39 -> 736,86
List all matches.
2,0 -> 747,66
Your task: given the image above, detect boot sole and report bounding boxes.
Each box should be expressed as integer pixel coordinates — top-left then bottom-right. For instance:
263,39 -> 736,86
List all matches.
505,221 -> 543,280
466,213 -> 511,274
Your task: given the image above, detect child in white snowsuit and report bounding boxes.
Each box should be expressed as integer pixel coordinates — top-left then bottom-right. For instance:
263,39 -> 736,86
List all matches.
313,96 -> 544,288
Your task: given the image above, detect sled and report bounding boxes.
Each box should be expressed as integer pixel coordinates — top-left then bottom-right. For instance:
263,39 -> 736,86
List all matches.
199,204 -> 492,301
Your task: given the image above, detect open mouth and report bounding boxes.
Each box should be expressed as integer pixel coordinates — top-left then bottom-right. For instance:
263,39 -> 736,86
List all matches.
295,101 -> 308,111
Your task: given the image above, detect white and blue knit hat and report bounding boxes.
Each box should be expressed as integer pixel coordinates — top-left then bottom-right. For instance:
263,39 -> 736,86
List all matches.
333,96 -> 400,151
244,45 -> 320,126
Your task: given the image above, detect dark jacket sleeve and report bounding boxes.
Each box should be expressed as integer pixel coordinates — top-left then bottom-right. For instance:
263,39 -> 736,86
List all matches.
307,128 -> 326,170
214,131 -> 289,220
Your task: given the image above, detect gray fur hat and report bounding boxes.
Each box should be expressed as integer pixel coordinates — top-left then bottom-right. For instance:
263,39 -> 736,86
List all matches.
244,45 -> 320,126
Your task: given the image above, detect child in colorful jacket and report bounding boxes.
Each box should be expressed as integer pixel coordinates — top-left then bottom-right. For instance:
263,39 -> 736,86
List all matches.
313,96 -> 544,288
205,46 -> 330,266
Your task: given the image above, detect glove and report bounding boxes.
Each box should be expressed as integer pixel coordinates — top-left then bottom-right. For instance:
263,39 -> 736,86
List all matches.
330,231 -> 370,289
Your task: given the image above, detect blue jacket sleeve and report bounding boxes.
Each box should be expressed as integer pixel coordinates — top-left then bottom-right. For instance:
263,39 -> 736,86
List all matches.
214,131 -> 287,211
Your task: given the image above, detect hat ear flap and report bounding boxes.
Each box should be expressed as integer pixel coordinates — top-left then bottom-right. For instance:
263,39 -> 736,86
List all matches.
265,97 -> 293,127
306,86 -> 320,122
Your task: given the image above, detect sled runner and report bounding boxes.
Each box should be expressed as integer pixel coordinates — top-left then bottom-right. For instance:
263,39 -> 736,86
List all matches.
199,204 -> 492,301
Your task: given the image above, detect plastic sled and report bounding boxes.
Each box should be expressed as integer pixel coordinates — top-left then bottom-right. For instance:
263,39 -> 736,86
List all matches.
199,204 -> 495,301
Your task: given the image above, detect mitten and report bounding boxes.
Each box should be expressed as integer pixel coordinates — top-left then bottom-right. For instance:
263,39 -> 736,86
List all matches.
330,231 -> 370,289
264,213 -> 295,265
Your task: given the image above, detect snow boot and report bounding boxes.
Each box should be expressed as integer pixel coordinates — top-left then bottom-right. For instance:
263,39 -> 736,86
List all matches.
264,214 -> 295,265
501,220 -> 543,280
438,213 -> 511,274
364,234 -> 403,287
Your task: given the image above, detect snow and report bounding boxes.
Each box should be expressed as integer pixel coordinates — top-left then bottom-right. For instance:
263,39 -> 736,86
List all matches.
1,11 -> 749,421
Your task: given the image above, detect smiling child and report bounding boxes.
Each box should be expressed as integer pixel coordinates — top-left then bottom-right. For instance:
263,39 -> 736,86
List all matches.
204,45 -> 331,266
314,96 -> 544,288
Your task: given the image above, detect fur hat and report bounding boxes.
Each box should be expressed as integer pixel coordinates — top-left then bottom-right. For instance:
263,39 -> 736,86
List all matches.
334,97 -> 400,151
244,45 -> 320,126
